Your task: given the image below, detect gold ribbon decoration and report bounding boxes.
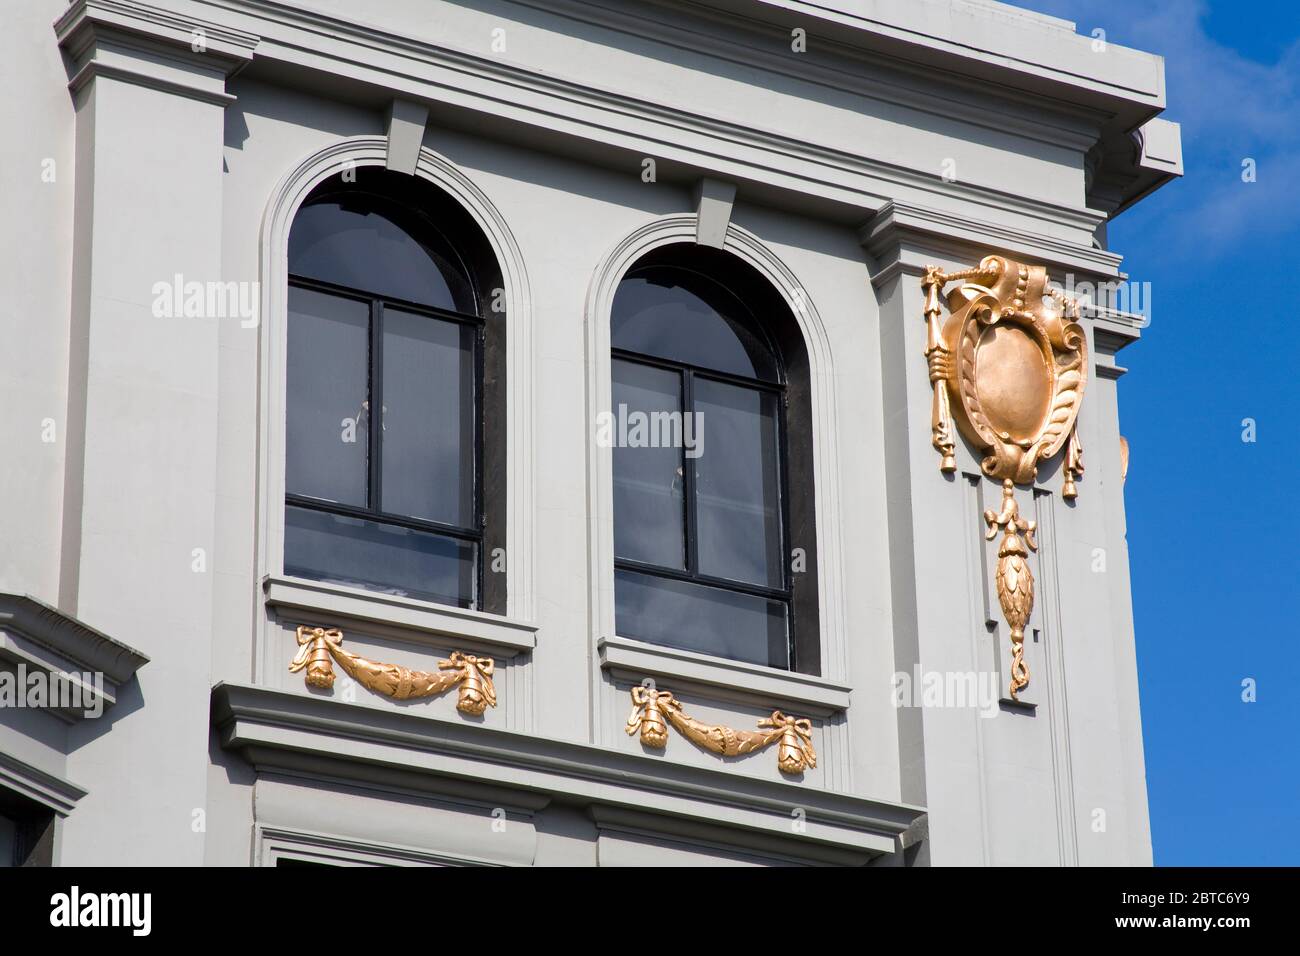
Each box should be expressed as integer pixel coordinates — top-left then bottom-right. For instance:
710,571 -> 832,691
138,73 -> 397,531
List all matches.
289,626 -> 342,689
289,625 -> 497,715
626,685 -> 816,775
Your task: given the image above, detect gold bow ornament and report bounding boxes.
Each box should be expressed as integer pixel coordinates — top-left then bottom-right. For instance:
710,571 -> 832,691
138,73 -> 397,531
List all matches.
626,685 -> 816,775
289,625 -> 496,715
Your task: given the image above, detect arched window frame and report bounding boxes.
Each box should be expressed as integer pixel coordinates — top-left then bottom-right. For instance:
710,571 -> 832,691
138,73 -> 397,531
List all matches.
255,139 -> 536,679
609,256 -> 800,670
585,217 -> 849,689
284,174 -> 489,609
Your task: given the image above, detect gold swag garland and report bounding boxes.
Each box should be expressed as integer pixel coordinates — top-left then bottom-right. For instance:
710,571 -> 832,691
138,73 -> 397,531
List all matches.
625,685 -> 816,775
289,625 -> 496,716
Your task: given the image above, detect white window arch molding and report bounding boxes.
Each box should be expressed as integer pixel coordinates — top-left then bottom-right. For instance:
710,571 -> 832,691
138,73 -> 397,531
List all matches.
254,137 -> 536,676
584,215 -> 851,697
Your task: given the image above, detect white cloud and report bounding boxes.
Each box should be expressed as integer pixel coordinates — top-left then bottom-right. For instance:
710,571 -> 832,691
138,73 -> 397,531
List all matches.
1016,0 -> 1300,251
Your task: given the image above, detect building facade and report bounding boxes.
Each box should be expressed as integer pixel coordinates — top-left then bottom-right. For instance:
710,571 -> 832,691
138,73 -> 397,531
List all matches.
0,0 -> 1179,866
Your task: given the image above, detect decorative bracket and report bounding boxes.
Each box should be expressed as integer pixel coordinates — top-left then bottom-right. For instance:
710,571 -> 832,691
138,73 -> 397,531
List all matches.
289,625 -> 496,715
625,685 -> 816,775
922,255 -> 1088,700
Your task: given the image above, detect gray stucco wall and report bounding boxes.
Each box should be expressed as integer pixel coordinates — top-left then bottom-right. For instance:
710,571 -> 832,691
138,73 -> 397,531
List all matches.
0,0 -> 1174,866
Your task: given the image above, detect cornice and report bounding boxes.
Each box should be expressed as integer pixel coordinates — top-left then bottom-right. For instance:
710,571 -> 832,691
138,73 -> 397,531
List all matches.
65,60 -> 237,107
0,593 -> 149,721
180,0 -> 1106,241
504,0 -> 1102,153
0,750 -> 88,817
1091,308 -> 1143,360
56,0 -> 257,105
862,199 -> 1123,283
56,0 -> 259,65
723,0 -> 1166,113
212,682 -> 925,860
0,593 -> 149,686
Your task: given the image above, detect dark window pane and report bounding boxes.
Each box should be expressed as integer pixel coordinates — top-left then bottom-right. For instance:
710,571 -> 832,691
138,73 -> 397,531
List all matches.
611,266 -> 779,381
0,790 -> 55,867
289,200 -> 475,313
693,378 -> 784,588
285,506 -> 476,607
614,569 -> 788,668
381,309 -> 475,526
286,287 -> 369,507
0,814 -> 14,868
612,359 -> 685,569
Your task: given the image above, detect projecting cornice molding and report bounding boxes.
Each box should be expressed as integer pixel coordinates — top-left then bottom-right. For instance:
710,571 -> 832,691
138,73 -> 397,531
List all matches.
0,751 -> 88,818
862,200 -> 1124,285
212,682 -> 925,863
56,0 -> 258,106
120,0 -> 1113,245
56,0 -> 260,62
0,593 -> 149,719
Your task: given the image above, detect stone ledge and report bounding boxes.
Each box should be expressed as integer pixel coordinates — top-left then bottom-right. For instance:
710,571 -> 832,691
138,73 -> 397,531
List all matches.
599,635 -> 851,717
0,750 -> 88,817
212,682 -> 924,864
264,575 -> 537,658
0,593 -> 149,720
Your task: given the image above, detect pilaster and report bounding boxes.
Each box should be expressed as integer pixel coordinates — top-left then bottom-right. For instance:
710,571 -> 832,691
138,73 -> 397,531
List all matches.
54,0 -> 255,864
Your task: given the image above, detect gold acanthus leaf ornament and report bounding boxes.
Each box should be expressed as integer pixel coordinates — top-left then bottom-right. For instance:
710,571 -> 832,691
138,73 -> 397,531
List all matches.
289,625 -> 496,716
625,685 -> 816,775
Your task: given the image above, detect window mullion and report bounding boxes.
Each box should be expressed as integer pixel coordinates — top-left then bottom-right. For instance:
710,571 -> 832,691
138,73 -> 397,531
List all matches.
369,299 -> 384,514
682,367 -> 698,576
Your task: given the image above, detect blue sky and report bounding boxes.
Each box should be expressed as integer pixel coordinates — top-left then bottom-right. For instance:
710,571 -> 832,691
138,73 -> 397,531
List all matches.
1012,0 -> 1300,865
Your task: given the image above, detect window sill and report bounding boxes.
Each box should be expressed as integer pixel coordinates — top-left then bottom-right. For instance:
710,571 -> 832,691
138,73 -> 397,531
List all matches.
263,575 -> 537,658
597,635 -> 850,717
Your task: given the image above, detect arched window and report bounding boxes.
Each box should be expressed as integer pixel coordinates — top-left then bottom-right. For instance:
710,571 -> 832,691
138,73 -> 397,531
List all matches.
610,247 -> 818,672
282,168 -> 505,611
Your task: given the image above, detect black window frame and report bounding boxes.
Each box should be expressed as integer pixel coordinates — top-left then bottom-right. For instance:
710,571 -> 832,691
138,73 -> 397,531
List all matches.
0,786 -> 55,867
611,263 -> 800,671
285,185 -> 488,611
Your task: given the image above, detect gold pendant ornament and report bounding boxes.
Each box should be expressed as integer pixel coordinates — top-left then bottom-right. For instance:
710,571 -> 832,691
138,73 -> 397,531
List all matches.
625,685 -> 816,775
985,480 -> 1037,700
289,625 -> 496,715
921,255 -> 1088,701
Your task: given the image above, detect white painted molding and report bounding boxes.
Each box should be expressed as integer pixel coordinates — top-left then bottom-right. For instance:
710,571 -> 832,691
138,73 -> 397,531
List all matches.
0,751 -> 87,818
161,0 -> 1110,244
216,683 -> 922,862
597,636 -> 851,717
254,136 -> 535,682
255,824 -> 526,867
692,178 -> 736,249
385,99 -> 429,176
861,199 -> 1124,283
582,214 -> 852,709
263,575 -> 537,657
